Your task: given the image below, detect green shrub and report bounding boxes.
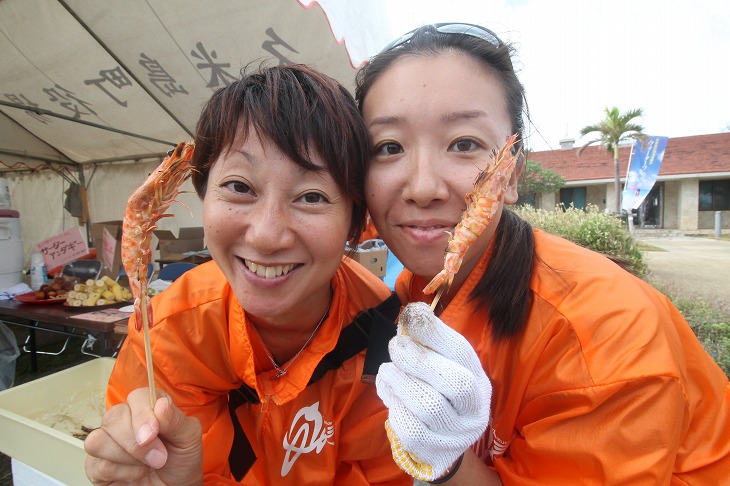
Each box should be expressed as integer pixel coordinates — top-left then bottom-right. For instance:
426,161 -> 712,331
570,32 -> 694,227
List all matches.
511,204 -> 646,275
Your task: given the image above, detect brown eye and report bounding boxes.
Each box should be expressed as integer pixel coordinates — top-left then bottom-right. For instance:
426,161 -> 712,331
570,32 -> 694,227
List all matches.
451,139 -> 478,152
226,181 -> 252,194
376,142 -> 402,156
302,192 -> 327,204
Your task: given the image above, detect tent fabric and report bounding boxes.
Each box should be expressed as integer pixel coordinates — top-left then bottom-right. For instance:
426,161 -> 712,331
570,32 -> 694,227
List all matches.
0,0 -> 391,166
0,0 -> 393,268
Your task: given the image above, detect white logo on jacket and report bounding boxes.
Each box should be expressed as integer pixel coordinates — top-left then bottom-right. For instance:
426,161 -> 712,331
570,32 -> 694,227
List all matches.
473,426 -> 510,462
487,427 -> 510,460
281,401 -> 335,476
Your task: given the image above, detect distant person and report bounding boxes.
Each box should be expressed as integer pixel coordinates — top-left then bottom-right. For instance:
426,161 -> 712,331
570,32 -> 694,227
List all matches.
356,22 -> 730,483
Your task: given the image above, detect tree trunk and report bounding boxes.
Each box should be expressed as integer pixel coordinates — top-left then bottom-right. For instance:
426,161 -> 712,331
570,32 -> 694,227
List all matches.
613,146 -> 621,214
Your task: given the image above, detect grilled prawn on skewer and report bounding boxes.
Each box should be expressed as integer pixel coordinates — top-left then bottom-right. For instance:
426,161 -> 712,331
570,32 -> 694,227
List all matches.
122,141 -> 193,406
423,134 -> 522,297
122,142 -> 194,330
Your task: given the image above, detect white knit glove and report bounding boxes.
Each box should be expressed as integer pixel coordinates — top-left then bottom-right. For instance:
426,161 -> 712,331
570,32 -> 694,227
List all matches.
376,302 -> 492,481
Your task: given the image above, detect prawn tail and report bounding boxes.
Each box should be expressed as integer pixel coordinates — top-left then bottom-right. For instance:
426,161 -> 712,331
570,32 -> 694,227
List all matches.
131,277 -> 153,332
423,269 -> 453,295
133,296 -> 143,332
133,294 -> 153,332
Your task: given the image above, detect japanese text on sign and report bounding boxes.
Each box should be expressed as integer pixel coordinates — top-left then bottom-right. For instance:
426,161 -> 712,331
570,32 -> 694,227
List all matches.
36,227 -> 89,269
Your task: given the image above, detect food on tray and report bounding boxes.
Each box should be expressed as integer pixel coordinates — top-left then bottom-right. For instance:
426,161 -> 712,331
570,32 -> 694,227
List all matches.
33,276 -> 78,300
65,275 -> 132,307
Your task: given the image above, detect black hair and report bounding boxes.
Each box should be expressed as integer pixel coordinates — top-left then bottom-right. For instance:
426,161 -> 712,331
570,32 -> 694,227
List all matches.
355,25 -> 535,340
191,63 -> 372,244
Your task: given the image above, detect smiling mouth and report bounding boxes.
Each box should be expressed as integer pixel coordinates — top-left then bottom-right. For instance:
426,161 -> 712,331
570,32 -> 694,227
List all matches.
407,224 -> 451,230
404,223 -> 455,233
244,260 -> 297,278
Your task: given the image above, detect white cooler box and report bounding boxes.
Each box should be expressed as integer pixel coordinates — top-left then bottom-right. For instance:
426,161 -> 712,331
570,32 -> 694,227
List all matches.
0,238 -> 23,288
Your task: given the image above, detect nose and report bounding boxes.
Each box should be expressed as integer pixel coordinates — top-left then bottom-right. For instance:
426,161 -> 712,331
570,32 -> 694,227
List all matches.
401,149 -> 449,207
245,202 -> 296,254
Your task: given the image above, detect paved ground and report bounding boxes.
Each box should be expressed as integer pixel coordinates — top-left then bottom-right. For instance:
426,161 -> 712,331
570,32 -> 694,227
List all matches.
635,234 -> 729,304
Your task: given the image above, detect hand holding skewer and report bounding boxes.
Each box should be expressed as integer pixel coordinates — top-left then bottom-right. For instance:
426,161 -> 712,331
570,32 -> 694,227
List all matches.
84,388 -> 203,485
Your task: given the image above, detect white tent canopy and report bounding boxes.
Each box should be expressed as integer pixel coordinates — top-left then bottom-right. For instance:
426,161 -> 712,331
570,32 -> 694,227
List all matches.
0,0 -> 393,268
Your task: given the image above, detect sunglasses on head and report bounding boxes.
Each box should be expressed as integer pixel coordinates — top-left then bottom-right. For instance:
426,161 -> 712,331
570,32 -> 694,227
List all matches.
380,22 -> 504,54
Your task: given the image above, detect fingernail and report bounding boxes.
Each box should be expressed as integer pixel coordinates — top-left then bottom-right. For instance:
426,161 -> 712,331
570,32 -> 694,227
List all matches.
137,424 -> 154,444
145,448 -> 167,469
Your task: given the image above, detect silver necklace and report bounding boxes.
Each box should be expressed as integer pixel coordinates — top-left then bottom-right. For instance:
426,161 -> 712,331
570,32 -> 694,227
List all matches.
252,296 -> 332,380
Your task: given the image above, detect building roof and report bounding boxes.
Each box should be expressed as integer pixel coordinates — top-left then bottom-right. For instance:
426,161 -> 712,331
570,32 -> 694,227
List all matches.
529,132 -> 730,183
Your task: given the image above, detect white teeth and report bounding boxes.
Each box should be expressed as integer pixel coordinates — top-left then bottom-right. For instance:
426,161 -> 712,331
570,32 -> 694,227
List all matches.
245,260 -> 295,278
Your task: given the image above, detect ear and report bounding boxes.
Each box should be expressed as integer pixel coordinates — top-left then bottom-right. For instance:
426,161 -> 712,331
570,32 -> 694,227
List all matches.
503,163 -> 521,205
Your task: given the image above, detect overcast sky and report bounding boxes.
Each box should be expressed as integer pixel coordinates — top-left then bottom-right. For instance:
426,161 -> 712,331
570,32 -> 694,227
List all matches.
382,0 -> 730,152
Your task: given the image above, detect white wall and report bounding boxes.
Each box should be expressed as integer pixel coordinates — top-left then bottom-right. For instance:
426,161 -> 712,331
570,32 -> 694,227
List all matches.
5,161 -> 204,271
662,180 -> 680,229
678,178 -> 699,230
539,191 -> 556,210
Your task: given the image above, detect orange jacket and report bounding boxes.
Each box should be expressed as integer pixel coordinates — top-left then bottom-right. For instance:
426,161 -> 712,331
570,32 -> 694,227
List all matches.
109,259 -> 409,485
397,229 -> 730,485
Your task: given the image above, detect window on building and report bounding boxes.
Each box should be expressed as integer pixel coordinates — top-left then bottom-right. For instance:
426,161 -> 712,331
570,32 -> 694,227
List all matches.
699,180 -> 730,210
517,193 -> 536,207
560,187 -> 586,210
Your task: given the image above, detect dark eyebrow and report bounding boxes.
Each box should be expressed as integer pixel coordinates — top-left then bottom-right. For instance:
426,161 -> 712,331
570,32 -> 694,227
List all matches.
235,149 -> 255,163
368,110 -> 489,128
441,110 -> 489,123
236,149 -> 314,177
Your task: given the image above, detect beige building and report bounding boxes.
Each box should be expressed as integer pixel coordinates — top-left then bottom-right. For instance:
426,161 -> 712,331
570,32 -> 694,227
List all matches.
528,132 -> 730,230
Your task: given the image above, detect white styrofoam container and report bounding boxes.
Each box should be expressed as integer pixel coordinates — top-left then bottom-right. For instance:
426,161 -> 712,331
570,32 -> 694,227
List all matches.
0,358 -> 115,485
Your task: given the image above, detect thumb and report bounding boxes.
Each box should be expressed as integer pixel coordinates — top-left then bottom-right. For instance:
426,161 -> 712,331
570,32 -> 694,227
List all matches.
153,395 -> 204,483
155,396 -> 203,448
399,302 -> 482,374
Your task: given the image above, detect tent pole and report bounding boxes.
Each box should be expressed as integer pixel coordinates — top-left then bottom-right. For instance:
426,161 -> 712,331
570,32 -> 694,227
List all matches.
0,101 -> 176,146
77,167 -> 92,246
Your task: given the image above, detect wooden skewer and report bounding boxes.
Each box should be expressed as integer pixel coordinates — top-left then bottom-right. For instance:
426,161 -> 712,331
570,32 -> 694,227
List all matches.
140,296 -> 157,409
430,286 -> 446,313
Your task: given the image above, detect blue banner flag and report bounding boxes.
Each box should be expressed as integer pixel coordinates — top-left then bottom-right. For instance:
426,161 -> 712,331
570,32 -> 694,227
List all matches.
621,136 -> 669,211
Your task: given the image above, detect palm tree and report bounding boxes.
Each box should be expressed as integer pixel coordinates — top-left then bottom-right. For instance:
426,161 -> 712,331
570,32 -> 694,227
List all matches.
579,107 -> 645,215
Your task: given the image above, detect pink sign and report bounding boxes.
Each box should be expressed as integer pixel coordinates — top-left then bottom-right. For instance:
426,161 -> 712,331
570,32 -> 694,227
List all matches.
36,227 -> 89,269
102,226 -> 117,271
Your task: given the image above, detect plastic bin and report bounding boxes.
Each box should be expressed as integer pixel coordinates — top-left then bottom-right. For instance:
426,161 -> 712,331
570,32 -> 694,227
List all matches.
0,357 -> 115,484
